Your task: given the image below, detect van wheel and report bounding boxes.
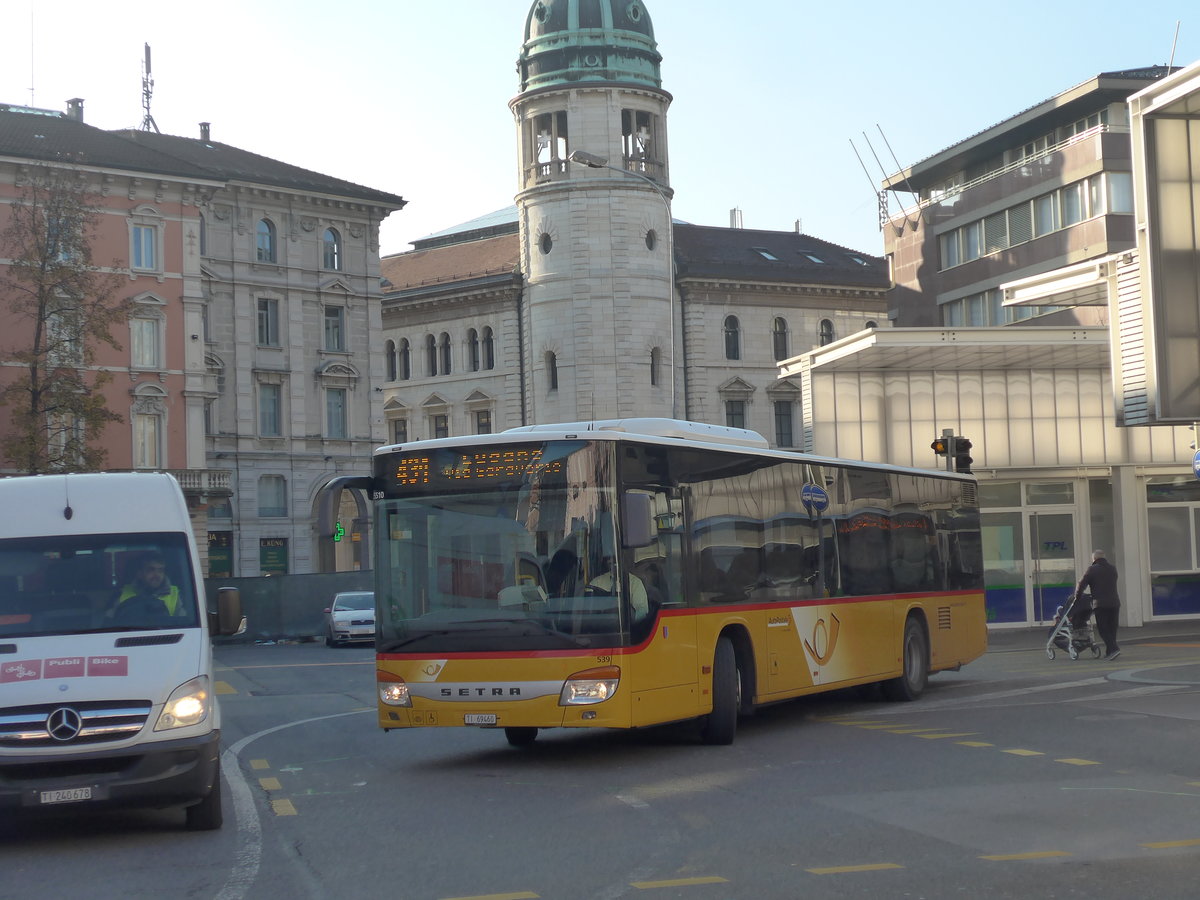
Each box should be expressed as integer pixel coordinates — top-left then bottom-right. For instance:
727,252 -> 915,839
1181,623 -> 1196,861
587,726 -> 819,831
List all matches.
882,617 -> 928,702
185,758 -> 223,831
699,636 -> 739,745
505,727 -> 538,747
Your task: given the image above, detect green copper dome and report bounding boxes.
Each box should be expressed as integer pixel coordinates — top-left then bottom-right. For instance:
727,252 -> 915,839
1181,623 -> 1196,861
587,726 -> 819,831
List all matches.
518,0 -> 663,93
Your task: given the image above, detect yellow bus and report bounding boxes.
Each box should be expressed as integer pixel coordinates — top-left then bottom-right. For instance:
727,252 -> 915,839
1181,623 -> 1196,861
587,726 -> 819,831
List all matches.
372,418 -> 986,746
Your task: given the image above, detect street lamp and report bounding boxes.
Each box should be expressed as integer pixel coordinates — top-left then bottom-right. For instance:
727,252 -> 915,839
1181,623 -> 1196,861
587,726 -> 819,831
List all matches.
566,149 -> 678,418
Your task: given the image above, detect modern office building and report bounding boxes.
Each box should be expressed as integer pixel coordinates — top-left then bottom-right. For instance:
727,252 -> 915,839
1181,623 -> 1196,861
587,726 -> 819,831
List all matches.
779,64 -> 1199,628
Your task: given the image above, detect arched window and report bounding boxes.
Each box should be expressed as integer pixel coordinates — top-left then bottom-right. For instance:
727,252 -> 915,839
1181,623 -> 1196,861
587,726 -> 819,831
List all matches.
546,352 -> 558,390
439,333 -> 452,375
385,340 -> 397,382
467,328 -> 480,372
482,327 -> 495,370
399,339 -> 411,380
322,227 -> 342,270
256,218 -> 277,263
724,315 -> 741,360
819,319 -> 835,346
865,320 -> 878,330
772,317 -> 789,361
425,334 -> 437,376
650,347 -> 661,386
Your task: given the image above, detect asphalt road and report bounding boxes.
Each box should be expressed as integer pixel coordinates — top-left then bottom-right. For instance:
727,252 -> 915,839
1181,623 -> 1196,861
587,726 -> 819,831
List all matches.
4,625 -> 1200,900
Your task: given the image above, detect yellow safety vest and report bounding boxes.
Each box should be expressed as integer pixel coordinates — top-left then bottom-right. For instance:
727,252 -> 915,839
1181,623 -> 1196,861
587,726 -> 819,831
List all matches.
116,584 -> 183,615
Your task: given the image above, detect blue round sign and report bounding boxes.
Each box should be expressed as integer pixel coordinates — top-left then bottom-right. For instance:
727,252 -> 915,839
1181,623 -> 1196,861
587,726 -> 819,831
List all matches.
801,483 -> 829,513
1193,449 -> 1200,482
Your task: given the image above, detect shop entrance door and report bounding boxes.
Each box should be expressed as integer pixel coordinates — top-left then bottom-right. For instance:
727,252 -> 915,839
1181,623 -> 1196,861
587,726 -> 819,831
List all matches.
1028,511 -> 1076,623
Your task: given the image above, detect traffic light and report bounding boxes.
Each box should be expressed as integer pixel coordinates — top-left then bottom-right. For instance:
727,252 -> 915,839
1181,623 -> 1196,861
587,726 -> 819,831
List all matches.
931,437 -> 949,457
953,437 -> 973,474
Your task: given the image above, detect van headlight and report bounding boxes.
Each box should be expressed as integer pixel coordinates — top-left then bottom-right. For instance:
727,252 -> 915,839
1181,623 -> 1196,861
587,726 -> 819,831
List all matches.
155,676 -> 211,731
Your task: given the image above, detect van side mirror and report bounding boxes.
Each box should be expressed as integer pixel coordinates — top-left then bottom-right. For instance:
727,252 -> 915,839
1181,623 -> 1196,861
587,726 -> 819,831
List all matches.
621,492 -> 655,549
211,586 -> 246,637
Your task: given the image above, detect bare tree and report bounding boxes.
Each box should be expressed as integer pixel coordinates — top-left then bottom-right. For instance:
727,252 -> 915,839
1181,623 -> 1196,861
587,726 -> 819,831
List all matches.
0,164 -> 129,473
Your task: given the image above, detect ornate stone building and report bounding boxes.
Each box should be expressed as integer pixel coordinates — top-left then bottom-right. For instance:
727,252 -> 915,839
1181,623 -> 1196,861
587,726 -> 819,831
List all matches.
0,104 -> 404,575
379,0 -> 887,446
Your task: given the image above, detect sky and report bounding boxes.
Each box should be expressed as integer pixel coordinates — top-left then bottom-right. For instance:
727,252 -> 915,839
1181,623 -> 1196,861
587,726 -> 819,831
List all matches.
3,0 -> 1196,260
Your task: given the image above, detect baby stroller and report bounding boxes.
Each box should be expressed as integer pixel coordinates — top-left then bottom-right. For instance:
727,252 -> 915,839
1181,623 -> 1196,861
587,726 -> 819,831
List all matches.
1045,591 -> 1103,660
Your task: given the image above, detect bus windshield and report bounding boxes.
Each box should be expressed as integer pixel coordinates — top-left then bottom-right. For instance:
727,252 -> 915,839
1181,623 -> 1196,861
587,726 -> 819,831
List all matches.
374,440 -> 638,653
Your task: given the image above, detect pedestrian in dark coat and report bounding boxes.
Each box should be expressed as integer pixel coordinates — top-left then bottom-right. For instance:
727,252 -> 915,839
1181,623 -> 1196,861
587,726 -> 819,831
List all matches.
1076,550 -> 1121,660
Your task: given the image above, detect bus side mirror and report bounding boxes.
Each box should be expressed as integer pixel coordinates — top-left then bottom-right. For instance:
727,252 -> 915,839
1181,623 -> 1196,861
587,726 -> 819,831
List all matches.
622,492 -> 655,549
211,586 -> 246,637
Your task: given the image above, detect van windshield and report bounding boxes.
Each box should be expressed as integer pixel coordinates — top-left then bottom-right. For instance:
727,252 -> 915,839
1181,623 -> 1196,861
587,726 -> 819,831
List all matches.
0,533 -> 199,637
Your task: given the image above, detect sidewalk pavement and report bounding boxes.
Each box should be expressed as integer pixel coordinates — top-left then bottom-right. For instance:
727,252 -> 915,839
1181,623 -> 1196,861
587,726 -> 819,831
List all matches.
986,617 -> 1200,653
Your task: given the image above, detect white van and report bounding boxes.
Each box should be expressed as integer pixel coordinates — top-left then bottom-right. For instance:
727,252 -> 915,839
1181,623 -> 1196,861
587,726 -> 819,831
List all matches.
0,472 -> 242,829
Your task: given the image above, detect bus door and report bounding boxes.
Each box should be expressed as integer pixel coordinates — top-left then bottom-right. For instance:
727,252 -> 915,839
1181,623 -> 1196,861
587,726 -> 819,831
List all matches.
626,490 -> 698,726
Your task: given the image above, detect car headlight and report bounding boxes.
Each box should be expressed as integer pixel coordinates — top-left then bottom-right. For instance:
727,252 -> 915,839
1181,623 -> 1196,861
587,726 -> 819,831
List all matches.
377,671 -> 411,707
559,665 -> 620,705
155,675 -> 211,731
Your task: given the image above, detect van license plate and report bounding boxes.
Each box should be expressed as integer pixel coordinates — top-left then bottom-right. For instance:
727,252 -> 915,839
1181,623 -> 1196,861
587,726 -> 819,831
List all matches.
464,714 -> 497,725
40,787 -> 93,804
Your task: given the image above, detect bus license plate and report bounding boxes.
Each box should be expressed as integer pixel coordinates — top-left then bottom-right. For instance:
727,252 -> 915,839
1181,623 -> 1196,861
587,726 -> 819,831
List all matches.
40,787 -> 93,804
464,714 -> 497,725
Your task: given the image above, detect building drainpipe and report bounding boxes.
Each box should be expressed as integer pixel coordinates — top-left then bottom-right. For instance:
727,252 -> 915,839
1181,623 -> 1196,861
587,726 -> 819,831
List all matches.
516,283 -> 528,426
678,282 -> 692,422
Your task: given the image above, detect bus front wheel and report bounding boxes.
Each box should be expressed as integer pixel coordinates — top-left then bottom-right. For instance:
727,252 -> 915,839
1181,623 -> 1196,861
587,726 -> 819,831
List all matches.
505,727 -> 538,747
699,636 -> 739,745
882,617 -> 928,702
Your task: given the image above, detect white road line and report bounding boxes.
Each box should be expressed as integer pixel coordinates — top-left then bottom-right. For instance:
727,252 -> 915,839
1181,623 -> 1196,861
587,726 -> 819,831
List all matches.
213,710 -> 372,900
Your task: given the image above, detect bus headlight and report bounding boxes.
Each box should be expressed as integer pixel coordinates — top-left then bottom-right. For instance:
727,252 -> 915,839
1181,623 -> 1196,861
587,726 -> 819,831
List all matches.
155,676 -> 211,731
559,665 -> 620,705
377,671 -> 412,707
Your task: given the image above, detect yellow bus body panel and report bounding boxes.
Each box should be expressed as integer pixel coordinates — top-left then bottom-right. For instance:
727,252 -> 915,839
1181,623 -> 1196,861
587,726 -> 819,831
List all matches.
376,591 -> 987,732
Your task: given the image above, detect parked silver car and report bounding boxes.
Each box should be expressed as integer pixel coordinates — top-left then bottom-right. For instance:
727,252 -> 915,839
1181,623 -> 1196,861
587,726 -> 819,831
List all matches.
324,591 -> 375,646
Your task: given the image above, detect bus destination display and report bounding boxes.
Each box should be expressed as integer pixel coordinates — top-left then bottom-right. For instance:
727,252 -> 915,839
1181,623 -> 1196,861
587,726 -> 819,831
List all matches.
392,448 -> 565,486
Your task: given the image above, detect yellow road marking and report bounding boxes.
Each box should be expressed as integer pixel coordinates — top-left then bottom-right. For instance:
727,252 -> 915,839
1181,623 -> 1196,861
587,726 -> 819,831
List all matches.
1055,758 -> 1100,766
250,759 -> 270,770
271,798 -> 297,816
883,727 -> 945,734
631,877 -> 728,889
215,681 -> 236,695
1188,782 -> 1200,788
1141,838 -> 1200,849
957,741 -> 994,747
1002,749 -> 1044,757
440,894 -> 540,900
858,723 -> 917,730
259,777 -> 282,791
806,863 -> 904,875
915,732 -> 980,739
980,851 -> 1070,861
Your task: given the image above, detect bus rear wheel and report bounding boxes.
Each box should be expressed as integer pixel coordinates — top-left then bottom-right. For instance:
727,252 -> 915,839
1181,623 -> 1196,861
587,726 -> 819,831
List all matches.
882,617 -> 928,702
505,727 -> 538,747
699,636 -> 739,745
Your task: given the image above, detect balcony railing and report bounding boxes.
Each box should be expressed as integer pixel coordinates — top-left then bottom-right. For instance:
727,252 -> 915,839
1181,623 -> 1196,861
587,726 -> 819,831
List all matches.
167,468 -> 233,496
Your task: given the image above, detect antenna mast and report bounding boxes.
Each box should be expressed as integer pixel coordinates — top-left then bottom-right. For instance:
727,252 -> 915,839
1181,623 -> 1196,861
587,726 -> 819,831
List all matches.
141,43 -> 160,133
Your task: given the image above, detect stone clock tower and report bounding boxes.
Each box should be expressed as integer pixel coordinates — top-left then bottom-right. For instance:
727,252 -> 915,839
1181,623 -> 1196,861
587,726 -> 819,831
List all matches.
511,0 -> 677,423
